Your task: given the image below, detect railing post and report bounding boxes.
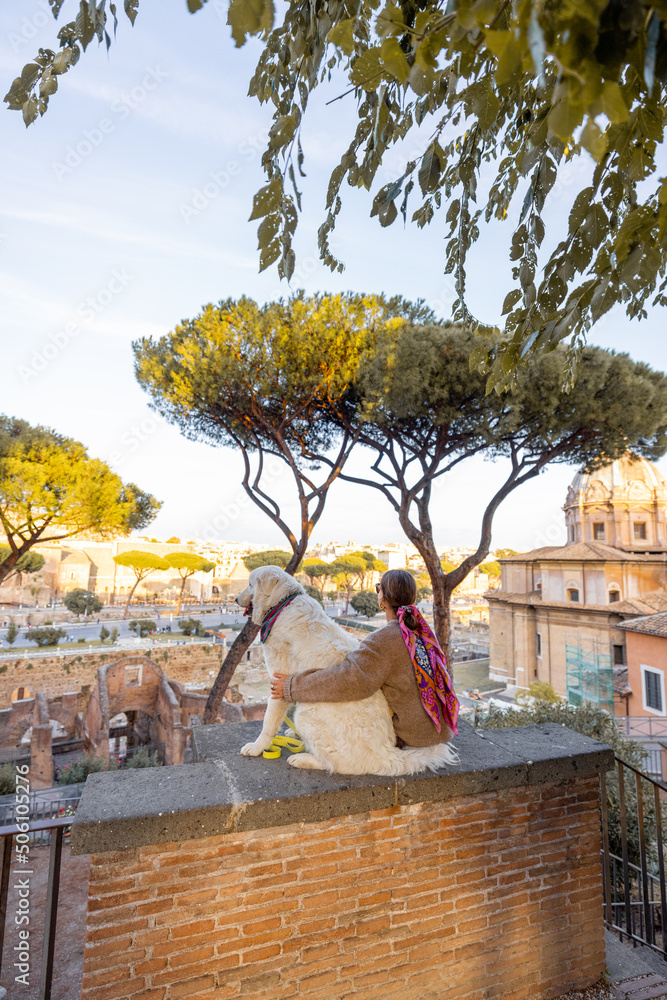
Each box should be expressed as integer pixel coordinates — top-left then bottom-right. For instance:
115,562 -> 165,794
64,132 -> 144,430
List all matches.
635,770 -> 653,946
655,782 -> 667,955
39,825 -> 64,1000
618,760 -> 634,943
600,771 -> 613,925
0,834 -> 13,976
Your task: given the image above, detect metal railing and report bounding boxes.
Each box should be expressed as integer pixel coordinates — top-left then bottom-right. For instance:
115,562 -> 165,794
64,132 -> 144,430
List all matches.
0,791 -> 81,832
0,815 -> 75,999
600,757 -> 667,958
616,717 -> 667,740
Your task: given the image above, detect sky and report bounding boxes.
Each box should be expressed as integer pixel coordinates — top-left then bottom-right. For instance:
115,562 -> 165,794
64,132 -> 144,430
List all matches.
1,1 -> 666,554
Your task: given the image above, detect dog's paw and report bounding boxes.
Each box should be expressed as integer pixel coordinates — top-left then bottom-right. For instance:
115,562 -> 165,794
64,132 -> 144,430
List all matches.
288,753 -> 323,770
240,741 -> 266,757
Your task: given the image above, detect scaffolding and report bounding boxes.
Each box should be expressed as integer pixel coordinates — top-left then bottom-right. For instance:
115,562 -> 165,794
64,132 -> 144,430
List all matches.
565,636 -> 615,715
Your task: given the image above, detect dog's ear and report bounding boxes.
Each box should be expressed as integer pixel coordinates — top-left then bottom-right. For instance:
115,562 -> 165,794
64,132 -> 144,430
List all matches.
250,567 -> 283,624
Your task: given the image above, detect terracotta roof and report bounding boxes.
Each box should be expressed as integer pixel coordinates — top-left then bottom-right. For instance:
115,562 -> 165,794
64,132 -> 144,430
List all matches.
616,612 -> 667,638
611,598 -> 661,615
642,592 -> 667,612
501,542 -> 667,563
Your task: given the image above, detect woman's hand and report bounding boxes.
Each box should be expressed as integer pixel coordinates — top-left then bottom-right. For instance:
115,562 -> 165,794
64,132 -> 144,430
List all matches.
270,673 -> 288,699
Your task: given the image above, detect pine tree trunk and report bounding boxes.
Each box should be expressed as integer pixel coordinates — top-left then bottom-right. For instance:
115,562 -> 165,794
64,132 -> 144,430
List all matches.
175,577 -> 187,617
203,620 -> 259,723
420,553 -> 455,682
432,577 -> 454,681
123,579 -> 140,620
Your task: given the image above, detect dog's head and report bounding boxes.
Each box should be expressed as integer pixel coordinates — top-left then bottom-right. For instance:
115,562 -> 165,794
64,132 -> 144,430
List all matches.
235,565 -> 304,625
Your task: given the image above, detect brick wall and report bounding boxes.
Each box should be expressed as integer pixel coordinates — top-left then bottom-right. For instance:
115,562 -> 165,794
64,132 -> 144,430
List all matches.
79,774 -> 605,1000
0,645 -> 225,704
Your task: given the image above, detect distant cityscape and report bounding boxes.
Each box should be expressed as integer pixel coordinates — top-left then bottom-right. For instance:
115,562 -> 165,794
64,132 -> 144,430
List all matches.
0,534 -> 502,610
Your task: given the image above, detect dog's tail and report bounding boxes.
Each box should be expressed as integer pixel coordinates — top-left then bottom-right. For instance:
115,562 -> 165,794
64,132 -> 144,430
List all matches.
376,740 -> 460,777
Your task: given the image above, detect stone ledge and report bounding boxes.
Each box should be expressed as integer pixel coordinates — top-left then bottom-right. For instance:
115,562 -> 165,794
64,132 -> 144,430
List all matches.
70,719 -> 614,856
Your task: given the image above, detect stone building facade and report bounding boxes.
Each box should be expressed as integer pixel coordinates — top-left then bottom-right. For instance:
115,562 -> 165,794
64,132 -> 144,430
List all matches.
0,537 -> 253,607
488,454 -> 667,707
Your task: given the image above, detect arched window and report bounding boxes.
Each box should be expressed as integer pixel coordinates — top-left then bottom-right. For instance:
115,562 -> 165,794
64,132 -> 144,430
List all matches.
11,687 -> 32,703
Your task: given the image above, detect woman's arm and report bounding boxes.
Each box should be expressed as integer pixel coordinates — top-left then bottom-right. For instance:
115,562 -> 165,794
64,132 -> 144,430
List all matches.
275,628 -> 394,703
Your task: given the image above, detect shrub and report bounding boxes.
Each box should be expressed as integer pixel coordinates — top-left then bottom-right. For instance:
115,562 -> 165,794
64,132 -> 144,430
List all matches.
125,746 -> 162,769
0,665 -> 6,674
128,619 -> 156,637
55,749 -> 121,784
516,681 -> 562,705
6,623 -> 18,645
178,617 -> 203,636
77,637 -> 85,643
24,627 -> 67,647
477,699 -> 658,868
350,590 -> 381,617
0,762 -> 19,795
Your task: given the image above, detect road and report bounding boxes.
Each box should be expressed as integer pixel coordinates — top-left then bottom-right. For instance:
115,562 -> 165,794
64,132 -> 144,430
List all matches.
0,602 -> 369,649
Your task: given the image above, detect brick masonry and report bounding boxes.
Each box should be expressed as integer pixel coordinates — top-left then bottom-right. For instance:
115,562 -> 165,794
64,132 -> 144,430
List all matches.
78,774 -> 605,1000
0,645 -> 225,704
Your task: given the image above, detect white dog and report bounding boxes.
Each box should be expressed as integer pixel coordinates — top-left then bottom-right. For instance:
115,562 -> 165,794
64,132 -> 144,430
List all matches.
235,566 -> 458,776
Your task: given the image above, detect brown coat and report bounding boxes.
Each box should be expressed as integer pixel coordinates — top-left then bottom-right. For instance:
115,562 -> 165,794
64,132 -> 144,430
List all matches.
282,619 -> 455,748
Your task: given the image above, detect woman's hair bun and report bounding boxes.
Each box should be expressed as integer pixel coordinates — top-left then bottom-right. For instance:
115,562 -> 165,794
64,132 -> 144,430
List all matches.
400,605 -> 419,630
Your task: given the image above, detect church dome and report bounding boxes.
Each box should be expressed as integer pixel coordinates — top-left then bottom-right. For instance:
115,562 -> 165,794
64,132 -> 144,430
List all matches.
564,452 -> 667,551
569,454 -> 667,496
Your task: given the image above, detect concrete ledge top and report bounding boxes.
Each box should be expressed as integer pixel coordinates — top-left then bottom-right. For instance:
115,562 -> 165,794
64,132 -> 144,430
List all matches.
69,719 -> 614,856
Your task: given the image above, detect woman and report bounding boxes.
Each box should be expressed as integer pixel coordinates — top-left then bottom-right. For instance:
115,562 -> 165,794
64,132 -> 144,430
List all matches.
271,568 -> 459,749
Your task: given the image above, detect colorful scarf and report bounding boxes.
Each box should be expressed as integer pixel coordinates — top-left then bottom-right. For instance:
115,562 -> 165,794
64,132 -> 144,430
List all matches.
397,606 -> 460,735
259,592 -> 299,644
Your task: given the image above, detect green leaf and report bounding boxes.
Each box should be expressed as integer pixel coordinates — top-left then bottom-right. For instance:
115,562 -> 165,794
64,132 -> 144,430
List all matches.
502,289 -> 521,315
495,41 -> 523,88
350,48 -> 383,91
228,0 -> 274,47
580,119 -> 606,161
249,178 -> 282,221
380,37 -> 409,86
581,204 -> 609,247
471,77 -> 500,132
279,248 -> 296,281
327,18 -> 356,57
259,238 -> 280,272
269,114 -> 296,148
600,81 -> 629,124
40,71 -> 58,99
376,3 -> 408,39
22,97 -> 38,127
418,145 -> 441,195
257,212 -> 280,248
124,0 -> 139,25
569,187 -> 593,234
483,30 -> 511,59
547,98 -> 582,141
